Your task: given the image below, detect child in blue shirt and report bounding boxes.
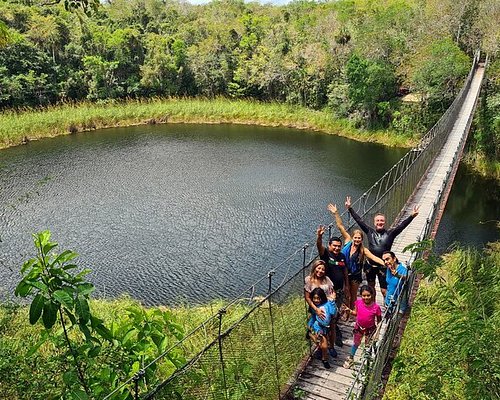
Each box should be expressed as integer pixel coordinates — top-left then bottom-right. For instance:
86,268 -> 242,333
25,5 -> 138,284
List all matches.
307,287 -> 337,368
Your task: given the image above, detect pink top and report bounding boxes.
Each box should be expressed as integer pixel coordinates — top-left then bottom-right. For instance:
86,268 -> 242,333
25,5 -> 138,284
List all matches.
304,276 -> 335,298
355,299 -> 381,329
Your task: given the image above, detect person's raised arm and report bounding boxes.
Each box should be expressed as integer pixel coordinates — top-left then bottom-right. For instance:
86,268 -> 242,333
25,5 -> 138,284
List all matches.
328,203 -> 351,243
392,205 -> 419,236
364,248 -> 384,266
345,196 -> 370,234
316,225 -> 326,256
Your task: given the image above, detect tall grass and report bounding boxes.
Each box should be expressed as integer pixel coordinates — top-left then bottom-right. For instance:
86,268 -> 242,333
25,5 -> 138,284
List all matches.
0,295 -> 307,399
463,151 -> 500,180
0,98 -> 415,149
384,242 -> 500,400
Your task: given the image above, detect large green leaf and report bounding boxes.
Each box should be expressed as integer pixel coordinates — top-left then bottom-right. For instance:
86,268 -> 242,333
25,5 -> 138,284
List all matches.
42,242 -> 58,255
15,281 -> 32,297
42,300 -> 58,329
94,322 -> 113,342
75,296 -> 90,324
21,258 -> 37,274
31,281 -> 48,293
29,293 -> 45,324
69,389 -> 89,400
53,289 -> 74,309
54,250 -> 78,265
77,282 -> 95,296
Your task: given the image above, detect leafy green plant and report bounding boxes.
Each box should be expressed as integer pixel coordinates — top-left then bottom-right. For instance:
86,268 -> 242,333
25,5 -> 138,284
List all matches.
16,230 -> 110,397
15,230 -> 186,399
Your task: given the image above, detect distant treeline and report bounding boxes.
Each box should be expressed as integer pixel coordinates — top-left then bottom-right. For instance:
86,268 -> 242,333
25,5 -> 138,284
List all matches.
0,0 -> 497,134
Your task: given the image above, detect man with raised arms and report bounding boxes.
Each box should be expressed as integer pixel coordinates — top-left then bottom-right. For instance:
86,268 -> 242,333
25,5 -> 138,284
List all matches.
345,196 -> 419,298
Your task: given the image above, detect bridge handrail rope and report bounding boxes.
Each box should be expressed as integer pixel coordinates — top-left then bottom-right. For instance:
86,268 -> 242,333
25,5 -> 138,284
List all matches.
344,51 -> 483,400
105,52 -> 481,399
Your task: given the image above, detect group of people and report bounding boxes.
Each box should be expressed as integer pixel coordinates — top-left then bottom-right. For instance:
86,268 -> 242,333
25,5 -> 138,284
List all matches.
304,196 -> 419,369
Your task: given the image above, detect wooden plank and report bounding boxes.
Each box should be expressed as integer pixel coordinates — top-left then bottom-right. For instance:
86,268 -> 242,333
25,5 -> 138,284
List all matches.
297,378 -> 348,398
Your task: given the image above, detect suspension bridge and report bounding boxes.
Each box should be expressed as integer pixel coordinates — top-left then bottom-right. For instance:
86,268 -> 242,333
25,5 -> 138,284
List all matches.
104,52 -> 487,400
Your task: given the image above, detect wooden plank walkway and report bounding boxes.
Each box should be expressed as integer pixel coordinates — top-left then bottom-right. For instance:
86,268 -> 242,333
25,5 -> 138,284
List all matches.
294,64 -> 485,399
392,64 -> 485,265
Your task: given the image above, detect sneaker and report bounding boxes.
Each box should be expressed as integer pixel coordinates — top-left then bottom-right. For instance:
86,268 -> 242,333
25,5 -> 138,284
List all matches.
328,348 -> 337,358
343,356 -> 354,369
322,360 -> 331,369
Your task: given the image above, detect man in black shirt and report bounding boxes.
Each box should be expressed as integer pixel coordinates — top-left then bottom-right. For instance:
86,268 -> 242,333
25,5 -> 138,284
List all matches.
345,196 -> 419,297
316,225 -> 350,353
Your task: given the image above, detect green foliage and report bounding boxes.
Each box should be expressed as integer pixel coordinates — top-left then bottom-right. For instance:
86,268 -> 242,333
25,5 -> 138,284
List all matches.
385,242 -> 500,399
0,97 -> 414,150
0,20 -> 10,47
412,39 -> 470,109
13,230 -> 186,399
346,53 -> 397,126
471,58 -> 500,166
0,0 -> 487,142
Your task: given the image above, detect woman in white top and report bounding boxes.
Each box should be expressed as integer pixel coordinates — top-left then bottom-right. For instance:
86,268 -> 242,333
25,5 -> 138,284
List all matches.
304,259 -> 336,320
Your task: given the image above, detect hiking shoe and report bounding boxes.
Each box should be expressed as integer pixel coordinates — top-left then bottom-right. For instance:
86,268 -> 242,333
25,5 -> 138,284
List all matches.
328,348 -> 337,358
322,360 -> 331,369
343,356 -> 354,369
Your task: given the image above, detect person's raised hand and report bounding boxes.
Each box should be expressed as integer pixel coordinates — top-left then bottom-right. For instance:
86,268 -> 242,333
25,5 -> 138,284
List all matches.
316,225 -> 326,236
345,196 -> 352,209
327,203 -> 337,214
411,205 -> 420,217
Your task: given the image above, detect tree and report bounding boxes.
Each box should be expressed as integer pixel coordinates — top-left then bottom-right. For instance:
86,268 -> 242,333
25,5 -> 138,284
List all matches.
411,38 -> 469,113
346,53 -> 397,126
0,21 -> 10,47
82,55 -> 122,100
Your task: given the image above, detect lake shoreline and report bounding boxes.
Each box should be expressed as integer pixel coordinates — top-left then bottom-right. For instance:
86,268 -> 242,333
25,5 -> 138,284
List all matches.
0,97 -> 416,150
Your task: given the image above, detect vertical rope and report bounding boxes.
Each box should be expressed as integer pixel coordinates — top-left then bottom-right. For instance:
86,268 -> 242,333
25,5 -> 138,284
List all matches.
267,271 -> 281,398
302,246 -> 313,357
217,309 -> 228,400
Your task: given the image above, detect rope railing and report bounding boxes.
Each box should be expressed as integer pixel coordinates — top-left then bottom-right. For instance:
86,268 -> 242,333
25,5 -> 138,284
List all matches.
102,52 -> 482,400
343,51 -> 483,400
342,50 -> 481,230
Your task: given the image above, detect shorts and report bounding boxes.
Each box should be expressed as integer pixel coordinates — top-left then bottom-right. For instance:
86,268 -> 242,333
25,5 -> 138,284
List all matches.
353,324 -> 376,347
365,264 -> 387,289
348,272 -> 362,285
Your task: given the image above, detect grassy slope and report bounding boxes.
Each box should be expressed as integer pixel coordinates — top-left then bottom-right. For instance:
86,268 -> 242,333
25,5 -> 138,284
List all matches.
384,242 -> 500,400
0,295 -> 307,399
0,97 -> 415,149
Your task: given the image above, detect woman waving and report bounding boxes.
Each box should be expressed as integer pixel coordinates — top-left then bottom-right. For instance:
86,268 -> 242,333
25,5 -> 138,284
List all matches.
327,203 -> 384,310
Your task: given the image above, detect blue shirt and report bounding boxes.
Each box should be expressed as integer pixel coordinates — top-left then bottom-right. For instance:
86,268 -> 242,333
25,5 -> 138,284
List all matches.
341,241 -> 362,275
308,300 -> 337,334
385,263 -> 408,306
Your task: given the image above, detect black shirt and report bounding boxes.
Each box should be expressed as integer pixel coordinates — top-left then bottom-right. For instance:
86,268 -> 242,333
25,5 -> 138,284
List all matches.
348,207 -> 416,263
320,249 -> 347,291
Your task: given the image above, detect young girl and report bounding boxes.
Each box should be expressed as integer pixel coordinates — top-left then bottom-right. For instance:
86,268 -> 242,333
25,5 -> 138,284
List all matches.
341,285 -> 382,369
307,287 -> 337,369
